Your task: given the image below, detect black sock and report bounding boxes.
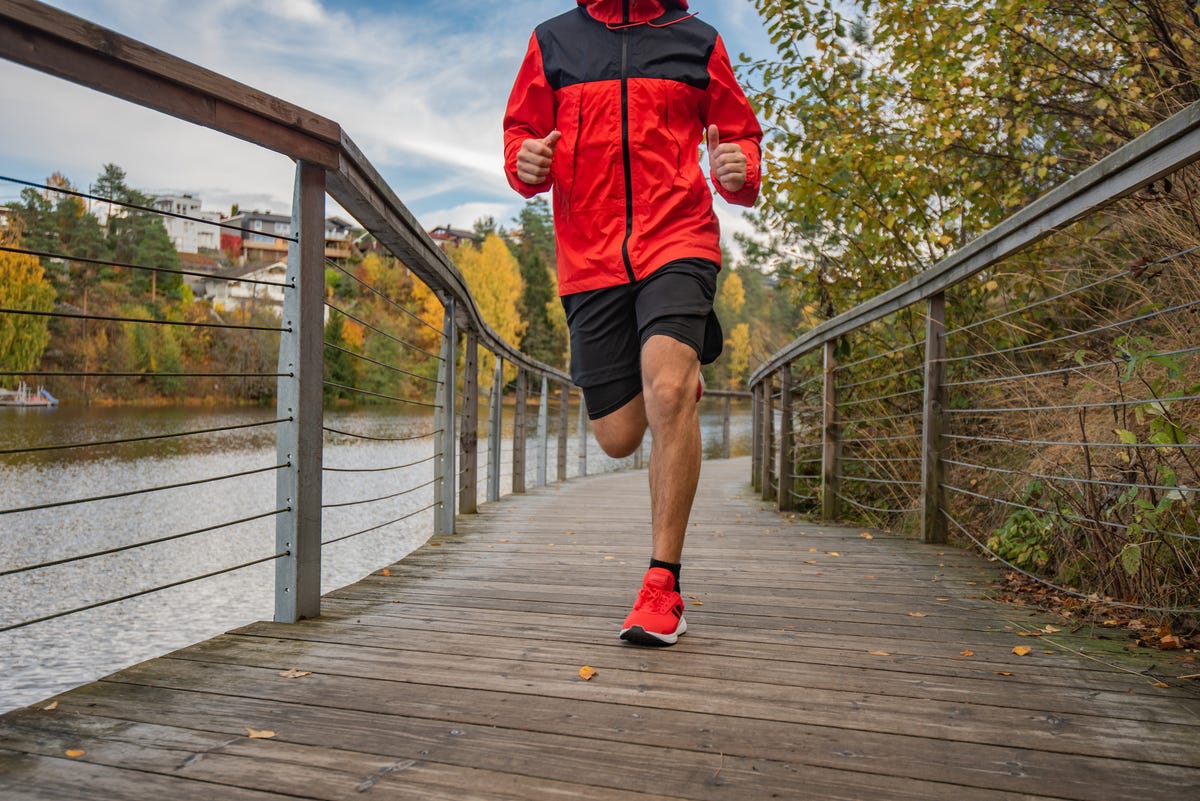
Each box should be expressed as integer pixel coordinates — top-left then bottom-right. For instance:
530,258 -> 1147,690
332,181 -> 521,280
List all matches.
649,558 -> 682,592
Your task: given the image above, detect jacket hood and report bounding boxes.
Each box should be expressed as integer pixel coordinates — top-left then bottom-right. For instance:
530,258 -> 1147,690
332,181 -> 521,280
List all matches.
577,0 -> 690,25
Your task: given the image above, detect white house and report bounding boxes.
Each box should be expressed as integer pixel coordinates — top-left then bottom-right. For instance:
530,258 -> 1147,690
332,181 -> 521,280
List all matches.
151,194 -> 222,254
203,260 -> 288,316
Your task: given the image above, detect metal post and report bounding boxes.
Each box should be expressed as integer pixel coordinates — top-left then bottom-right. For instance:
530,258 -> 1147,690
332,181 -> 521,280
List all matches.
633,440 -> 644,470
760,374 -> 776,501
434,300 -> 457,535
822,339 -> 841,521
779,364 -> 795,512
577,392 -> 588,478
274,161 -> 324,624
459,329 -> 479,515
557,382 -> 569,482
513,369 -> 527,493
922,292 -> 948,544
487,355 -> 503,503
536,374 -> 549,487
722,394 -> 732,460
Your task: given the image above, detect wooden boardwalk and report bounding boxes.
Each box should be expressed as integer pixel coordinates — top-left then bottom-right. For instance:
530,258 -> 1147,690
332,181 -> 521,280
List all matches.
2,457 -> 1198,800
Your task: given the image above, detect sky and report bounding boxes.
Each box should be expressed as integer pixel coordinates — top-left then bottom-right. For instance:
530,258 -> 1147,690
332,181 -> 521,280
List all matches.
0,0 -> 777,251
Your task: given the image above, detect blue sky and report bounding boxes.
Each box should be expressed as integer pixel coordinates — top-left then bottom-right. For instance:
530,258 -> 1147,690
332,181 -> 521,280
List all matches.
0,1 -> 777,246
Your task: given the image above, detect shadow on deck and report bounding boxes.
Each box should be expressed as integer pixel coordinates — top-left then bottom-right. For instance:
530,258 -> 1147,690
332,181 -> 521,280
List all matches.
1,458 -> 1198,800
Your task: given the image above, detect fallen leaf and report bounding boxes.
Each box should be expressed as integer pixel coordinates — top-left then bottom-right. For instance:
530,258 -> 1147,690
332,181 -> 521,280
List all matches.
907,612 -> 928,618
429,542 -> 442,547
246,728 -> 276,739
827,552 -> 841,557
499,538 -> 509,543
579,666 -> 598,681
547,543 -> 556,547
860,532 -> 873,539
604,556 -> 615,561
64,749 -> 86,758
868,650 -> 891,656
936,598 -> 951,602
995,671 -> 1014,676
808,548 -> 818,553
381,568 -> 390,577
1012,646 -> 1032,657
864,575 -> 877,579
1042,625 -> 1061,634
43,701 -> 58,711
960,650 -> 975,657
690,599 -> 704,606
1161,635 -> 1184,650
278,668 -> 311,679
1152,681 -> 1170,688
804,560 -> 817,565
566,530 -> 575,536
1017,631 -> 1042,637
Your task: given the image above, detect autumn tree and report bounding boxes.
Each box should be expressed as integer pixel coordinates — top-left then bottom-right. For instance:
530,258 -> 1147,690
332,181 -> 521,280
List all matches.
0,229 -> 56,374
449,233 -> 528,386
744,0 -> 1200,317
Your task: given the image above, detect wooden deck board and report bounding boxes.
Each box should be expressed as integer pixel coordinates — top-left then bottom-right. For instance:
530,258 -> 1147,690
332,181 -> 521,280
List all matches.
2,457 -> 1198,800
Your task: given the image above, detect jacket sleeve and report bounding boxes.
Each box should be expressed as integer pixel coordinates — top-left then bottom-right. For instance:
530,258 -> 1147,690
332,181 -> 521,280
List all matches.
702,35 -> 763,207
503,31 -> 556,198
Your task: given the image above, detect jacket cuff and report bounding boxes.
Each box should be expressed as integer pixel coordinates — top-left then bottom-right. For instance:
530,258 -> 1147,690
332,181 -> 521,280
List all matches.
715,156 -> 760,207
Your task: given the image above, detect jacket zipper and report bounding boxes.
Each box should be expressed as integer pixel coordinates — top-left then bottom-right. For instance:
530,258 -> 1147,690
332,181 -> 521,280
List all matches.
619,0 -> 636,283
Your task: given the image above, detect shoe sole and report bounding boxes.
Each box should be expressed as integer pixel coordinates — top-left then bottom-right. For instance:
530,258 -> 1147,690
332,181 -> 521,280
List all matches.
619,617 -> 687,647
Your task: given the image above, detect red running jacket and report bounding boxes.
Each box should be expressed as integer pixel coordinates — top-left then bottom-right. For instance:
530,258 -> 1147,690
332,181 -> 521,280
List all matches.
503,0 -> 763,296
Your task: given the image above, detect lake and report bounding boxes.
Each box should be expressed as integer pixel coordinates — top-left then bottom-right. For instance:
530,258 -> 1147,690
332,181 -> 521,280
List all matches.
0,399 -> 751,712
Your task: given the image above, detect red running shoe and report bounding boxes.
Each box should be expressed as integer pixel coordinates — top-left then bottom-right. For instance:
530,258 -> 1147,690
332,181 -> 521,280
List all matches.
620,567 -> 687,646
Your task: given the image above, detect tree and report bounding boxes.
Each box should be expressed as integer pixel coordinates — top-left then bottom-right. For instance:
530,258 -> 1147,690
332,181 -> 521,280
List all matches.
744,0 -> 1200,317
0,229 -> 56,374
449,233 -> 528,385
505,198 -> 567,368
723,322 -> 752,390
131,218 -> 183,301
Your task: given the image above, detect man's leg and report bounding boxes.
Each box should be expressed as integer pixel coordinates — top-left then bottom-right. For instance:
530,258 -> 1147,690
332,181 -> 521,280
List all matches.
641,334 -> 702,564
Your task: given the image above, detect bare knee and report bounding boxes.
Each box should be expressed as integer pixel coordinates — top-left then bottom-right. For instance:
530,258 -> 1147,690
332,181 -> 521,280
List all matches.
590,394 -> 647,458
644,369 -> 695,424
594,424 -> 644,458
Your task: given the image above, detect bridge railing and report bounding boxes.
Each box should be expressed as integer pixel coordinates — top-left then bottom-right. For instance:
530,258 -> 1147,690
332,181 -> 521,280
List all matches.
750,101 -> 1200,616
0,0 -> 615,658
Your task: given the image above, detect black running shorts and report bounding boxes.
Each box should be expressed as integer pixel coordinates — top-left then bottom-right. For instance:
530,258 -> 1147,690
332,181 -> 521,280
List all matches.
561,258 -> 723,420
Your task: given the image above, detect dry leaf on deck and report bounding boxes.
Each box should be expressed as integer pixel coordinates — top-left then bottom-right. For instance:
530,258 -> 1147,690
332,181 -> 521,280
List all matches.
827,552 -> 841,557
1161,635 -> 1184,650
1153,681 -> 1170,688
1012,646 -> 1033,657
381,568 -> 390,577
246,727 -> 276,739
860,532 -> 873,539
907,612 -> 927,618
278,668 -> 311,679
579,666 -> 598,681
868,650 -> 891,656
64,749 -> 85,758
960,650 -> 975,657
1017,631 -> 1042,637
995,671 -> 1014,677
43,701 -> 58,711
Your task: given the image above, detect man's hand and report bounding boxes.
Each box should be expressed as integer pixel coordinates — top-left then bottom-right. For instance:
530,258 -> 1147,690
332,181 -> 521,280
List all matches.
707,125 -> 746,193
517,130 -> 562,185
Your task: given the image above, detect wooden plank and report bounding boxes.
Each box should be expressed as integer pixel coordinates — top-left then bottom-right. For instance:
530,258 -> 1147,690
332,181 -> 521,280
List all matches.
12,684 -> 1114,801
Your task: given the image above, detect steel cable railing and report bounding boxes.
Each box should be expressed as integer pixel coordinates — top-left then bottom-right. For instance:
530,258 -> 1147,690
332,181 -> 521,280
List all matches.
749,99 -> 1200,618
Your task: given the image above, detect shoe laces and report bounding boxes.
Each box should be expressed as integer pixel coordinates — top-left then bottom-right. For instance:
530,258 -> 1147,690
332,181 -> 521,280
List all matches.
635,584 -> 679,615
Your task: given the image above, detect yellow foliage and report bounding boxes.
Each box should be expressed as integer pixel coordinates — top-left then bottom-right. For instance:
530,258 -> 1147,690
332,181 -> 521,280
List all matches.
717,270 -> 746,316
449,234 -> 528,387
723,322 -> 752,389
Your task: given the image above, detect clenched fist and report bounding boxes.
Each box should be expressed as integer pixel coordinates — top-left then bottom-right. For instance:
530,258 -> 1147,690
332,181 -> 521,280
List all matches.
706,124 -> 746,193
517,130 -> 562,185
